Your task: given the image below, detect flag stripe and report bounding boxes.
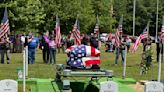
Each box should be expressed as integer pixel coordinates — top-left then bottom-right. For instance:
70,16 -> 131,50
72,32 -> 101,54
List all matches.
115,16 -> 123,47
131,24 -> 149,52
55,15 -> 61,47
72,17 -> 81,45
115,29 -> 120,47
0,8 -> 10,38
141,25 -> 148,39
82,57 -> 100,66
131,35 -> 142,52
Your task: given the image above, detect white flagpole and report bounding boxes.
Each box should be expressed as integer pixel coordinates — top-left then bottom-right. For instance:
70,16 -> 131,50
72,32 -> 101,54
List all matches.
23,49 -> 26,92
155,0 -> 159,42
25,46 -> 28,77
133,0 -> 136,36
157,48 -> 161,82
123,46 -> 127,79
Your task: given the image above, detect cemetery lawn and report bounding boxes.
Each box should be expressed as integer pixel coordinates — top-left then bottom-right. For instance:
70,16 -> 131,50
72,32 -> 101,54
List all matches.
0,43 -> 163,91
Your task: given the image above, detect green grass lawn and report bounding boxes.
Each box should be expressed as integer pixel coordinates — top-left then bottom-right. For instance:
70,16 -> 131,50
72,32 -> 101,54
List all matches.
0,43 -> 164,91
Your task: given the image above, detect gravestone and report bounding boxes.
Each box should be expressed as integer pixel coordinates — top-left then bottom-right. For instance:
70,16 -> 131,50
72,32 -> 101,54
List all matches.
145,81 -> 163,92
0,79 -> 18,92
100,81 -> 118,92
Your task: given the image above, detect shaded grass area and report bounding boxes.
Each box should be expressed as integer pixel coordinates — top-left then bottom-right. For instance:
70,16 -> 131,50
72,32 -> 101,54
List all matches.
0,43 -> 163,92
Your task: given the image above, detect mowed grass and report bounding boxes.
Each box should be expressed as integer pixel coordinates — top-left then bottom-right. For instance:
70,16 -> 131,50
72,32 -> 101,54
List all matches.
0,43 -> 164,91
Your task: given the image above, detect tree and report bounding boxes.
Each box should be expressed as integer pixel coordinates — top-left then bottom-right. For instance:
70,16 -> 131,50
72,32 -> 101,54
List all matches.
0,0 -> 46,33
0,0 -> 164,35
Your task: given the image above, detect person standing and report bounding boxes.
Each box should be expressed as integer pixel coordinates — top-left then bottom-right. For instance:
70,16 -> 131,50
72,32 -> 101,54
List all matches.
41,31 -> 50,64
156,32 -> 163,62
5,35 -> 11,64
126,35 -> 131,53
10,35 -> 16,53
81,35 -> 88,45
58,36 -> 65,53
115,35 -> 126,65
90,34 -> 99,49
28,33 -> 39,64
0,37 -> 6,64
66,35 -> 74,48
49,36 -> 56,64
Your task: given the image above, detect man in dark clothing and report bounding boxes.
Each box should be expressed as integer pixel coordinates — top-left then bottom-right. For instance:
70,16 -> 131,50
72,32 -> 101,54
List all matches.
81,35 -> 88,45
41,31 -> 50,64
156,33 -> 163,62
0,37 -> 6,64
115,36 -> 126,65
66,35 -> 74,48
90,35 -> 98,49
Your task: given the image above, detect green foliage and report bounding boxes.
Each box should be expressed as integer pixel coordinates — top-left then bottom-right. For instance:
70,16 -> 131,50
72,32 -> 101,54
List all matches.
0,0 -> 46,33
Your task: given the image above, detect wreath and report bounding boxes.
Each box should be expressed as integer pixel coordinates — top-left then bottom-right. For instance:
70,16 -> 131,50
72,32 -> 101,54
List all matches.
140,46 -> 153,75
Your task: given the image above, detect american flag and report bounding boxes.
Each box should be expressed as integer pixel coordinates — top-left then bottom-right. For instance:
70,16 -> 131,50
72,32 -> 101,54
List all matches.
115,29 -> 120,47
72,15 -> 81,45
131,35 -> 142,52
55,15 -> 61,47
141,25 -> 148,39
68,45 -> 100,67
131,24 -> 149,52
94,15 -> 100,38
115,16 -> 123,47
161,17 -> 164,43
0,7 -> 10,38
82,57 -> 100,67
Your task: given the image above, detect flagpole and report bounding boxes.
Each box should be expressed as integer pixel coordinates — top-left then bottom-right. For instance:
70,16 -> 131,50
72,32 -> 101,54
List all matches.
147,21 -> 150,37
133,0 -> 136,36
23,49 -> 26,92
25,46 -> 28,77
155,0 -> 159,42
157,50 -> 161,82
123,46 -> 127,79
97,15 -> 100,40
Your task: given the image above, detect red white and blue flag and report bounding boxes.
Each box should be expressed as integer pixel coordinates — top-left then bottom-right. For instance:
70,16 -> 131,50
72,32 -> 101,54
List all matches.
82,57 -> 100,67
0,7 -> 10,38
131,24 -> 149,52
115,16 -> 123,47
65,45 -> 78,53
72,15 -> 81,45
141,26 -> 148,39
68,45 -> 100,67
131,35 -> 142,52
55,15 -> 61,47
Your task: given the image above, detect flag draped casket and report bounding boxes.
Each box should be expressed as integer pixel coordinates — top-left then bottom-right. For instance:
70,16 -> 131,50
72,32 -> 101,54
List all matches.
66,45 -> 101,68
65,45 -> 78,53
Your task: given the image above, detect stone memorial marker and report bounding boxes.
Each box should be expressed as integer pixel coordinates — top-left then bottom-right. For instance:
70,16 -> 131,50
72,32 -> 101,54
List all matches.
100,81 -> 118,92
145,81 -> 163,92
0,79 -> 18,92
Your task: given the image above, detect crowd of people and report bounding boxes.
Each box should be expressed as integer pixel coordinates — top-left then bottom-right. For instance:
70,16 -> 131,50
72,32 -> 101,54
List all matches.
0,31 -> 101,65
0,31 -> 163,66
